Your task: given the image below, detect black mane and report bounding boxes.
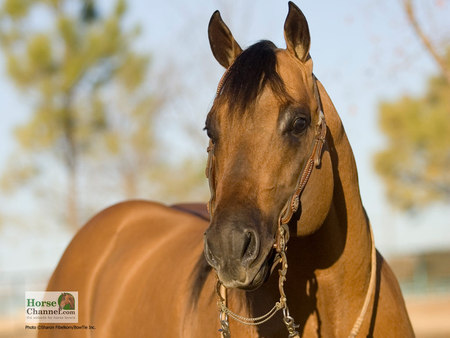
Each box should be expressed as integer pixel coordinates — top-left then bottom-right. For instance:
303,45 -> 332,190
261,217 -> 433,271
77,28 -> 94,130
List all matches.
216,40 -> 287,112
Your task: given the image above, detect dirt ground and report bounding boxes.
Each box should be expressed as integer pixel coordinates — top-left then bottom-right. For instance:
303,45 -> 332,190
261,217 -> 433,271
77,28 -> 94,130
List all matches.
405,294 -> 450,338
2,295 -> 450,337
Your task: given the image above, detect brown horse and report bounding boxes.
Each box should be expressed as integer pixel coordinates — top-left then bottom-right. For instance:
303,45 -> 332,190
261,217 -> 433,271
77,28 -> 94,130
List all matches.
40,2 -> 413,337
59,292 -> 75,310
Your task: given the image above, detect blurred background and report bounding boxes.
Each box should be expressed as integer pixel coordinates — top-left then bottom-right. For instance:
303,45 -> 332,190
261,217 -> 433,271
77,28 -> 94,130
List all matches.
0,0 -> 449,337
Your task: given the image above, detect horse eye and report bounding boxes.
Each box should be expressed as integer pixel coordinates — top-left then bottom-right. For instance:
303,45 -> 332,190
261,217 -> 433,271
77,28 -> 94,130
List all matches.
291,117 -> 308,134
204,126 -> 216,143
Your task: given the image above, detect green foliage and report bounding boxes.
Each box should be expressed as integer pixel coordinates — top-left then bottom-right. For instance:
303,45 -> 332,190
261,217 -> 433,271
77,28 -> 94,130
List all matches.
374,50 -> 450,210
0,0 -> 159,228
2,0 -> 31,19
0,0 -> 134,155
116,53 -> 150,91
0,0 -> 208,229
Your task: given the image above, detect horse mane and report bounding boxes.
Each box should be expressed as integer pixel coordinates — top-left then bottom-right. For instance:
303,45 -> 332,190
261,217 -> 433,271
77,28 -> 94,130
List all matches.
215,40 -> 288,113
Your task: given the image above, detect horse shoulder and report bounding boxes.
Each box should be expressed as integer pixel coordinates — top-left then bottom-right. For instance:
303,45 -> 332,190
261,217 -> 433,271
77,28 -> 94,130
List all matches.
373,252 -> 415,337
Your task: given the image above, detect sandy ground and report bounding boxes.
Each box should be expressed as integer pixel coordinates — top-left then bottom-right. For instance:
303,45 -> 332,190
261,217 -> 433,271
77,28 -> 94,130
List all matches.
405,294 -> 450,338
2,295 -> 450,337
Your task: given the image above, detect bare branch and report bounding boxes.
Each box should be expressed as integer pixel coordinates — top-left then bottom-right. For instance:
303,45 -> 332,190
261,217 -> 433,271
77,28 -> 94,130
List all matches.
402,0 -> 450,84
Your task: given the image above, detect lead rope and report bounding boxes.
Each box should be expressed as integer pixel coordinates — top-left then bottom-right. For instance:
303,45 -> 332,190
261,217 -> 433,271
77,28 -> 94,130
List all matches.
217,220 -> 377,338
217,221 -> 300,338
348,222 -> 377,338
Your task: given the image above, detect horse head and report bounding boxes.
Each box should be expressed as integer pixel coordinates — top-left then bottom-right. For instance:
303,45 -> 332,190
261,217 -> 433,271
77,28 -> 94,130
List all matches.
59,293 -> 75,310
203,2 -> 334,290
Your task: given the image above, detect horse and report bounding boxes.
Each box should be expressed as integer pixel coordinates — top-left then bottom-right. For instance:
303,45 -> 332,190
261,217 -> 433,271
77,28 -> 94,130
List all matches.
40,2 -> 414,337
59,292 -> 75,310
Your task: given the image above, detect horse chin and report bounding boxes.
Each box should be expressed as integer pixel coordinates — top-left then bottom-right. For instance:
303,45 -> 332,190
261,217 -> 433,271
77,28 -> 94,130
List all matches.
241,262 -> 271,291
220,249 -> 275,291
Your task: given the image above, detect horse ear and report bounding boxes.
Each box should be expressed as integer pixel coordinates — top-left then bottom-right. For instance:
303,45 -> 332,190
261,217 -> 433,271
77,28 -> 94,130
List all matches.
208,10 -> 242,68
284,2 -> 311,62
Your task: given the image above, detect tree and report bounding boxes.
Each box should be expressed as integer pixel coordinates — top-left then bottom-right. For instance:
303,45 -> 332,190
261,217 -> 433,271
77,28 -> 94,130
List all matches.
374,0 -> 450,210
0,0 -> 211,230
0,0 -> 155,229
374,50 -> 450,210
401,0 -> 450,84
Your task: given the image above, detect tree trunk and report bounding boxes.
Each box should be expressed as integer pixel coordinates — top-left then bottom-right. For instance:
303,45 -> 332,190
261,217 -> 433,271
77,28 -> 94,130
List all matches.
62,95 -> 80,231
403,0 -> 450,84
67,162 -> 79,230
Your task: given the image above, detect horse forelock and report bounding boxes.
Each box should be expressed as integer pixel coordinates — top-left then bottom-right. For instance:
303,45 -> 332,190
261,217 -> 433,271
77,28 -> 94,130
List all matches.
214,40 -> 288,114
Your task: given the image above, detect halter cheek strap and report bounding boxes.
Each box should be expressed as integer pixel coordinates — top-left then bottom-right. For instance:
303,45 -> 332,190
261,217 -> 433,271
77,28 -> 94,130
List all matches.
278,109 -> 326,226
206,141 -> 215,216
275,75 -> 326,253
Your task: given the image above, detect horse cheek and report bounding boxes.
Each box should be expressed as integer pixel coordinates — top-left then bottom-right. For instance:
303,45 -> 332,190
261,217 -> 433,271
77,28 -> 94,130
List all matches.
297,149 -> 333,236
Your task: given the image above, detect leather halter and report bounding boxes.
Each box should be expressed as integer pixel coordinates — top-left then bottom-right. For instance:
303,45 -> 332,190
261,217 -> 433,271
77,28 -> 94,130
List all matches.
206,73 -> 327,222
205,68 -> 377,337
205,69 -> 327,337
278,76 -> 326,225
206,78 -> 326,263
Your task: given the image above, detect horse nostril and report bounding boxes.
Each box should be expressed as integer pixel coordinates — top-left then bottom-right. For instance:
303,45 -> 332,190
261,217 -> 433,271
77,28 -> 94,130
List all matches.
241,229 -> 259,267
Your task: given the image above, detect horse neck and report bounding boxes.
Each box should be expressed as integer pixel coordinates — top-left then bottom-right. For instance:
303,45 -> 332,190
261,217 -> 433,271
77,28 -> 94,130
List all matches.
318,80 -> 372,270
286,81 -> 374,331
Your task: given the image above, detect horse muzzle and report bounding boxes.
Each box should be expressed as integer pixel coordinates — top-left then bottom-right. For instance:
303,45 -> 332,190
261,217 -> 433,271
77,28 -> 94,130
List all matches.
204,224 -> 275,290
